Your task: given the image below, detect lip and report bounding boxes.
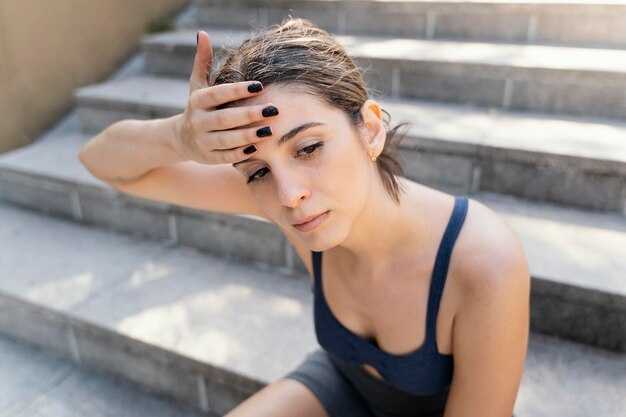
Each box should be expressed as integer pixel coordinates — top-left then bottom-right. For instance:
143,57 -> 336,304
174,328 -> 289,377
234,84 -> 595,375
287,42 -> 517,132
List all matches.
293,211 -> 326,226
292,210 -> 330,232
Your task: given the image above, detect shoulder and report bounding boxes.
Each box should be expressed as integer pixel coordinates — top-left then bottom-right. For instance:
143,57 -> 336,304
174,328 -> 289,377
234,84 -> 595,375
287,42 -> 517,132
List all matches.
444,197 -> 531,415
452,197 -> 531,301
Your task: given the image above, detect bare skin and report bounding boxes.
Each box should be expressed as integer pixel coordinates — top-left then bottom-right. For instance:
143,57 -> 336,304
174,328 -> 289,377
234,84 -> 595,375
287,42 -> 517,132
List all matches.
80,29 -> 530,417
224,83 -> 466,381
314,182 -> 462,380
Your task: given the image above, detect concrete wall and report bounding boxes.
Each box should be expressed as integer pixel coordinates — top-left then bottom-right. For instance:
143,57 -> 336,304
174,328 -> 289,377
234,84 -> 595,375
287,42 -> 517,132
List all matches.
0,0 -> 189,153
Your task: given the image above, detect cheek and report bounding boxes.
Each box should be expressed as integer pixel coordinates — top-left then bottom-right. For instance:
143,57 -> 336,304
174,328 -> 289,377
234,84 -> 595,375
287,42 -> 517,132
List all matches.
250,190 -> 276,217
248,138 -> 369,211
323,148 -> 371,204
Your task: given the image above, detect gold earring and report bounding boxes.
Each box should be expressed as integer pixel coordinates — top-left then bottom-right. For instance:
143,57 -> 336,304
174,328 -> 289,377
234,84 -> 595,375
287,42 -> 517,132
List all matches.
370,154 -> 377,162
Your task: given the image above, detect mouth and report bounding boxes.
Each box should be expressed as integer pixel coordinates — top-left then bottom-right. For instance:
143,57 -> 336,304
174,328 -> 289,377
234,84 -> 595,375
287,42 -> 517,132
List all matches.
293,211 -> 326,226
292,210 -> 330,232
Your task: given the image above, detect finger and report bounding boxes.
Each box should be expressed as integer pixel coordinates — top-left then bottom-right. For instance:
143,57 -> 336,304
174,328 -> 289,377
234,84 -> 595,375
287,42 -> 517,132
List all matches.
218,145 -> 257,165
192,81 -> 265,109
199,103 -> 279,132
213,143 -> 263,165
200,124 -> 273,152
189,30 -> 213,93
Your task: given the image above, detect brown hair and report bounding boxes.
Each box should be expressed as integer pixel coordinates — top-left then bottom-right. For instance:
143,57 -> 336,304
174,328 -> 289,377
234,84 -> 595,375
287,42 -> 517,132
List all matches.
212,17 -> 408,204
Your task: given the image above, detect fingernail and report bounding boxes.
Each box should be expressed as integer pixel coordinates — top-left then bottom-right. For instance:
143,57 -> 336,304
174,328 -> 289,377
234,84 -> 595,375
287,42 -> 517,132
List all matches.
248,82 -> 263,93
262,105 -> 279,117
244,145 -> 257,155
196,31 -> 199,46
256,126 -> 272,137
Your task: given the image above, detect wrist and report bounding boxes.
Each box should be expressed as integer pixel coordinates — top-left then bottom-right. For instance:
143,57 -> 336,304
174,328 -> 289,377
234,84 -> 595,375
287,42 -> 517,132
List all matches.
165,113 -> 185,160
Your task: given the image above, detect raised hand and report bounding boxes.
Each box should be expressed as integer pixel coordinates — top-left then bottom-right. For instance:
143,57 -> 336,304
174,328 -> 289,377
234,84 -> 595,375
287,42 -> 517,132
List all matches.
174,30 -> 278,165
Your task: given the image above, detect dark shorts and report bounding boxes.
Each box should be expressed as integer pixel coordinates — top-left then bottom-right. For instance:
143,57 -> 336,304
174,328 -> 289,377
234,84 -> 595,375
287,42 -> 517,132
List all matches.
281,349 -> 449,417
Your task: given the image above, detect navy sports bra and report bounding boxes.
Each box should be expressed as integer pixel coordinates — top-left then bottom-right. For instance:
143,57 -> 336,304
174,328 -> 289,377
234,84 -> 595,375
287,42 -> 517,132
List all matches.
312,195 -> 469,396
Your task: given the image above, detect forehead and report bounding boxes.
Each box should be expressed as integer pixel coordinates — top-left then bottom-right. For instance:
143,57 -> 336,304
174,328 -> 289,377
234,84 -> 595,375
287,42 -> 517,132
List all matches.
234,84 -> 344,126
230,85 -> 359,169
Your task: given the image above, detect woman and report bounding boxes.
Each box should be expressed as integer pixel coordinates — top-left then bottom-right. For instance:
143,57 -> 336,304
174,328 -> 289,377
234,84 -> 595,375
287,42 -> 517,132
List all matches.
79,18 -> 530,417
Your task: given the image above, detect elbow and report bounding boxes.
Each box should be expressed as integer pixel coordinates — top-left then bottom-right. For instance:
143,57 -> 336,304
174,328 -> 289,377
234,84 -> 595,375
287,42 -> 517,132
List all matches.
77,144 -> 94,174
77,139 -> 105,182
77,145 -> 90,171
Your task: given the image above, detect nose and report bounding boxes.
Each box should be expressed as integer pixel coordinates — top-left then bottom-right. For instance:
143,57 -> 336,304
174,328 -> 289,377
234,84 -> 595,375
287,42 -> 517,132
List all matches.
273,168 -> 310,208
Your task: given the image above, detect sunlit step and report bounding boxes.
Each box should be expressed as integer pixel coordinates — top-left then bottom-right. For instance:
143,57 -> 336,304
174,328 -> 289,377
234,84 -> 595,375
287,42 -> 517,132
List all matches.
74,75 -> 626,213
192,0 -> 626,49
0,200 -> 624,416
142,29 -> 626,119
0,128 -> 624,352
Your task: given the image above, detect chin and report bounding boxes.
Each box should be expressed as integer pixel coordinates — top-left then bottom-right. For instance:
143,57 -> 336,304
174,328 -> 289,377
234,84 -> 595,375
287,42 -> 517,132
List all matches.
307,240 -> 337,253
303,225 -> 349,253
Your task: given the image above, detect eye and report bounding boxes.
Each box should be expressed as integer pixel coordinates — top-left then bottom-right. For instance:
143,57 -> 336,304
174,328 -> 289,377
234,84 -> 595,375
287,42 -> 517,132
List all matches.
298,142 -> 323,159
246,142 -> 324,184
247,167 -> 269,184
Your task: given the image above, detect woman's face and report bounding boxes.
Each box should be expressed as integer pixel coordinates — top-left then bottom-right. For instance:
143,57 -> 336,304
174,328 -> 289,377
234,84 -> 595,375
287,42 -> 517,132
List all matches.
232,85 -> 377,251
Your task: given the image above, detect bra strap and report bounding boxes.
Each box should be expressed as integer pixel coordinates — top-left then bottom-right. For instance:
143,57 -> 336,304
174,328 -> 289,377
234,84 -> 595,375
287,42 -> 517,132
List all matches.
425,196 -> 469,344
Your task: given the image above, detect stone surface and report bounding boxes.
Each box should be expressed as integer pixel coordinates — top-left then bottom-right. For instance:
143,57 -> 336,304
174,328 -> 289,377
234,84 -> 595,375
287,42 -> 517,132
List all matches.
194,0 -> 626,48
1,179 -> 626,354
68,75 -> 626,171
514,332 -> 626,417
476,191 -> 626,295
174,207 -> 288,268
0,333 -> 72,414
0,198 -> 625,414
62,74 -> 626,209
3,1 -> 626,415
0,200 -> 317,383
0,207 -> 165,312
140,28 -> 626,118
0,333 -> 210,417
0,200 -> 314,414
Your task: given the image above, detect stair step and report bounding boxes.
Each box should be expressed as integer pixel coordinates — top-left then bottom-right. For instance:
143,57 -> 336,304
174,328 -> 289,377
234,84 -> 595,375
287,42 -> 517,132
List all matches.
141,28 -> 626,120
193,0 -> 626,49
0,333 -> 209,416
0,200 -> 319,415
0,131 -> 624,352
0,200 -> 624,416
3,2 -> 623,416
0,130 -> 299,274
74,75 -> 626,212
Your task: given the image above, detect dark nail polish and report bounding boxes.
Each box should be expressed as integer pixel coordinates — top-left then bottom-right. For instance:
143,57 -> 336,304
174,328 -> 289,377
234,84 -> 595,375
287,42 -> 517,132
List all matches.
248,83 -> 263,93
196,32 -> 199,46
262,105 -> 279,117
256,126 -> 272,137
244,145 -> 257,155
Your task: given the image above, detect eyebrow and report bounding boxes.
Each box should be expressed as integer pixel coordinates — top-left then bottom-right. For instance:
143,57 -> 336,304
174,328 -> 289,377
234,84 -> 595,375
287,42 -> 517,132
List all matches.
232,122 -> 327,168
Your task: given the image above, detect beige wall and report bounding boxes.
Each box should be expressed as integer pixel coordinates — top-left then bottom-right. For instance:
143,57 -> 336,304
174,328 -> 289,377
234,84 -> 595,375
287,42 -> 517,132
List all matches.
0,0 -> 188,153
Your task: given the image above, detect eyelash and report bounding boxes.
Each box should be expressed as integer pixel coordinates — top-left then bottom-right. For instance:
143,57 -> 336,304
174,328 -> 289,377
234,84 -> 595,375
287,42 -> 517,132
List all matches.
246,142 -> 324,184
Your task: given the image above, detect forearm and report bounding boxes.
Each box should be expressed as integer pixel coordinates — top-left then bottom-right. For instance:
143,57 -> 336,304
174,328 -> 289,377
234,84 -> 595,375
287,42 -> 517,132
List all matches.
78,114 -> 186,184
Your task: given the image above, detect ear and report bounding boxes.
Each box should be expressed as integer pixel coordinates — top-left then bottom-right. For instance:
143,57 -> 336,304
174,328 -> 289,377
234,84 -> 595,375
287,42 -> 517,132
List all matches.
359,99 -> 386,159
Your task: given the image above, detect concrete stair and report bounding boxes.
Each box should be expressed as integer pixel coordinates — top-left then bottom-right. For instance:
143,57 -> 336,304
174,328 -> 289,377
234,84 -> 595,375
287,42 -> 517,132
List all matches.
0,200 -> 624,416
140,28 -> 626,119
72,74 -> 626,213
0,333 -> 209,417
192,0 -> 626,49
1,1 -> 625,416
1,111 -> 625,352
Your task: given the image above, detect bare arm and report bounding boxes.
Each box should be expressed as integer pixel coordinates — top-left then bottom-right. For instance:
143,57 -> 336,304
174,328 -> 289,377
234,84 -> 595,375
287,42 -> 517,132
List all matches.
79,30 -> 276,185
78,114 -> 185,184
443,202 -> 530,417
76,31 -> 277,219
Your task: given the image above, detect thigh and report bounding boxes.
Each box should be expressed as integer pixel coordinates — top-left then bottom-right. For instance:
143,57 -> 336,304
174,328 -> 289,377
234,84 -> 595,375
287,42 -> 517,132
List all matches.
223,377 -> 329,417
281,349 -> 375,417
224,349 -> 374,417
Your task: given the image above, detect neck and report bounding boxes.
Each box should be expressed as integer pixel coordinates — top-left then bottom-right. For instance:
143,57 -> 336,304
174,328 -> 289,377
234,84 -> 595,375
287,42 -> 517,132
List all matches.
328,176 -> 422,280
